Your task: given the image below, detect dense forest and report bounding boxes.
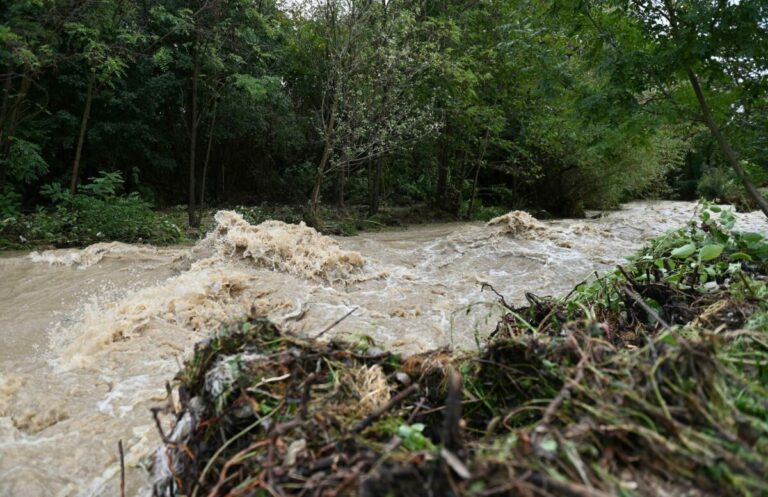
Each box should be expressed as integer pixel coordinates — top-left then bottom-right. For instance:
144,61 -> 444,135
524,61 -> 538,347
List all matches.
1,0 -> 767,243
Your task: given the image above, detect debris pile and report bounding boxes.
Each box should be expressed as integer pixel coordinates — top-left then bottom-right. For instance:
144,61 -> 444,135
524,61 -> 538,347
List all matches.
151,305 -> 768,496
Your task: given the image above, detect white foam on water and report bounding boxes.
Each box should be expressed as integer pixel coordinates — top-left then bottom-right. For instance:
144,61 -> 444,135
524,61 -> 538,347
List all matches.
205,210 -> 366,282
29,242 -> 184,269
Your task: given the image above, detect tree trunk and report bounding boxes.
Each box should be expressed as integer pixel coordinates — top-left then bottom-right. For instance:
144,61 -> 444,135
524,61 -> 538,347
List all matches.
436,137 -> 450,209
368,159 -> 381,216
0,73 -> 12,190
466,163 -> 481,219
3,75 -> 30,162
660,0 -> 768,218
309,172 -> 324,227
686,68 -> 768,218
200,98 -> 217,209
371,157 -> 383,216
188,48 -> 201,228
0,73 -> 11,148
220,161 -> 226,203
309,156 -> 326,222
369,0 -> 388,218
335,161 -> 346,208
1,73 -> 30,190
70,71 -> 96,195
309,94 -> 338,222
367,159 -> 375,216
466,130 -> 490,219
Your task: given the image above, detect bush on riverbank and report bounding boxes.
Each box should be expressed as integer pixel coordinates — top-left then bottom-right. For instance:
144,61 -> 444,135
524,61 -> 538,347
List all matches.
150,204 -> 768,497
697,164 -> 768,212
0,172 -> 185,249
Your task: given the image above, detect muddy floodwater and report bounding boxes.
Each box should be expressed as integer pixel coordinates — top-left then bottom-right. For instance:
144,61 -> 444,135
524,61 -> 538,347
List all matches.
1,201 -> 766,497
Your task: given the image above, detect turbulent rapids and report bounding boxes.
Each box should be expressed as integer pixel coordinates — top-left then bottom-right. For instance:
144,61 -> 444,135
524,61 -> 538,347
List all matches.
1,201 -> 767,497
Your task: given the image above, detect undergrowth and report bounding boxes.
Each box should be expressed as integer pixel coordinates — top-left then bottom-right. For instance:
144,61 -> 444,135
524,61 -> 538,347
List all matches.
0,172 -> 185,248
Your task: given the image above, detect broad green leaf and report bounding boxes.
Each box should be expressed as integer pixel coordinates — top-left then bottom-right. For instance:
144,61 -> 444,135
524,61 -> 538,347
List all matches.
699,244 -> 724,262
671,243 -> 696,259
742,232 -> 764,243
729,252 -> 752,262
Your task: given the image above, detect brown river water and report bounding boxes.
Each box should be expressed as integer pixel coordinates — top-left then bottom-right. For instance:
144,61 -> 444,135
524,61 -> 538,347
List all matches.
1,201 -> 766,497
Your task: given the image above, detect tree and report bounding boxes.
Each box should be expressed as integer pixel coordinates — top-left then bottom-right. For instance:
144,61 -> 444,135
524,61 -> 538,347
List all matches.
565,0 -> 768,216
0,0 -> 55,191
291,0 -> 438,223
150,0 -> 282,227
62,0 -> 139,194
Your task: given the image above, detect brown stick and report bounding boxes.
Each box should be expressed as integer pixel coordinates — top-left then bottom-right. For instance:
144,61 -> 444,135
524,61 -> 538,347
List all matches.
622,285 -> 670,329
118,439 -> 126,497
70,71 -> 96,194
481,282 -> 513,311
527,471 -> 614,497
205,440 -> 271,497
660,0 -> 768,218
199,97 -> 218,210
622,285 -> 693,353
151,407 -> 169,443
314,307 -> 358,339
442,368 -> 463,452
539,356 -> 587,429
685,67 -> 768,219
266,417 -> 304,486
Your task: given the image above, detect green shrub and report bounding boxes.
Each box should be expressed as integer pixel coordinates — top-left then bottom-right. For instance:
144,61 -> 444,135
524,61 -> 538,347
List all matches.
697,167 -> 735,201
462,198 -> 508,221
570,201 -> 768,319
1,172 -> 184,248
6,137 -> 48,185
62,194 -> 183,244
697,164 -> 768,211
0,188 -> 22,220
744,161 -> 768,188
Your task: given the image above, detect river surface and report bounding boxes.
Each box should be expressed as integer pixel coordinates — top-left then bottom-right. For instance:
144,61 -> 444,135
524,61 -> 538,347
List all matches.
1,201 -> 766,497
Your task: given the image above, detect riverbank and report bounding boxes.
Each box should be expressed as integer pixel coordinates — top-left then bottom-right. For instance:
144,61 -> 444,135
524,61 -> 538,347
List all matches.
167,202 -> 468,238
0,201 -> 472,251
